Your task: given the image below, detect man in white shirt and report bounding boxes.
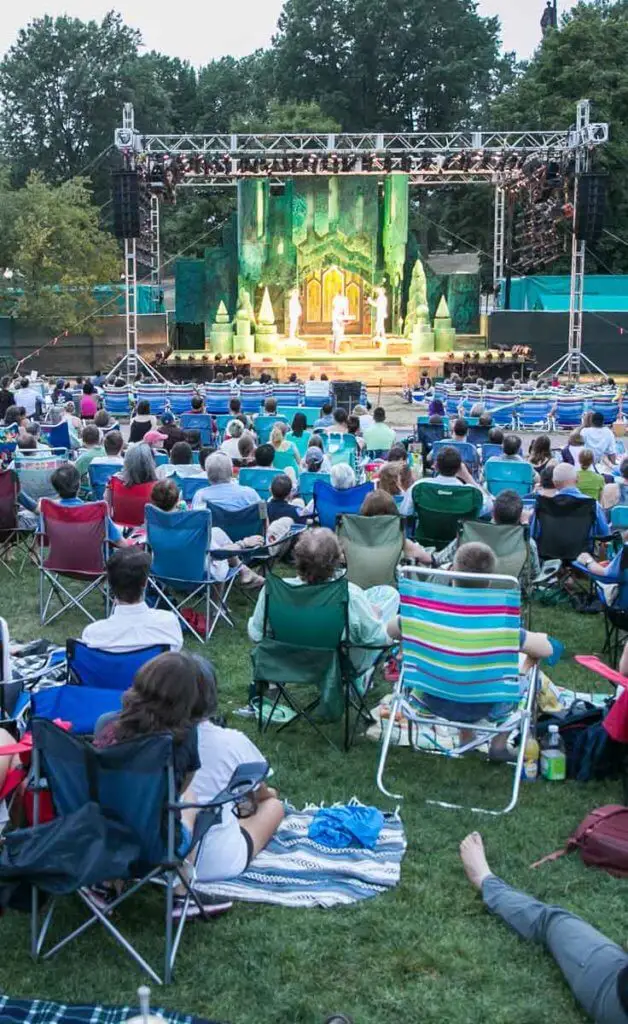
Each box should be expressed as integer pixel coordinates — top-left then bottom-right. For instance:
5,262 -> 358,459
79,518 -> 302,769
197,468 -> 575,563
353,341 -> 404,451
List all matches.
581,411 -> 617,465
156,440 -> 205,480
82,548 -> 183,653
401,445 -> 493,518
14,377 -> 41,418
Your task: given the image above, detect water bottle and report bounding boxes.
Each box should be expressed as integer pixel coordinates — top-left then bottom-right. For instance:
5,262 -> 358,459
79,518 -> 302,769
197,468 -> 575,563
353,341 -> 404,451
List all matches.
540,724 -> 567,781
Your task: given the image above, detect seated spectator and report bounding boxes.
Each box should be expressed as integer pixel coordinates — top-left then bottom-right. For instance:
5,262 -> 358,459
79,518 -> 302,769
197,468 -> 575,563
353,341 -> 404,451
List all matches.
157,440 -> 204,480
107,442 -> 158,508
330,462 -> 356,490
363,406 -> 396,452
286,412 -> 311,458
14,377 -> 40,419
44,463 -> 126,548
486,433 -> 525,463
82,547 -> 182,651
269,425 -> 300,485
535,464 -> 557,498
0,376 -> 15,420
346,414 -> 365,453
150,478 -> 187,512
94,410 -> 117,435
602,455 -> 628,510
582,410 -> 617,466
4,405 -> 28,432
74,424 -> 106,490
143,427 -> 169,451
432,489 -> 541,577
253,443 -> 275,469
192,661 -> 285,883
189,395 -> 205,414
401,446 -> 492,518
192,452 -> 260,512
228,396 -> 242,418
478,412 -> 493,428
353,403 -> 374,431
452,418 -> 469,442
267,473 -> 305,524
184,428 -> 202,451
488,427 -> 504,446
387,444 -> 407,464
63,401 -> 82,435
263,397 -> 278,416
377,462 -> 404,497
234,433 -> 256,467
80,381 -> 98,420
220,419 -> 247,460
90,430 -> 125,466
428,398 -> 445,418
458,832 -> 628,1024
313,402 -> 334,429
129,400 -> 155,443
301,444 -> 330,475
327,408 -> 348,434
577,448 -> 605,501
248,528 -> 399,692
159,411 -> 186,452
360,489 -> 430,562
528,434 -> 555,474
15,433 -> 38,454
530,462 -> 609,540
560,429 -> 585,466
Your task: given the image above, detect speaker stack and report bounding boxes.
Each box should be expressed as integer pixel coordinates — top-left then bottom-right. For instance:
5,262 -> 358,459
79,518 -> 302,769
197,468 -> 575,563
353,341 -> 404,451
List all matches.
112,170 -> 141,239
575,173 -> 607,245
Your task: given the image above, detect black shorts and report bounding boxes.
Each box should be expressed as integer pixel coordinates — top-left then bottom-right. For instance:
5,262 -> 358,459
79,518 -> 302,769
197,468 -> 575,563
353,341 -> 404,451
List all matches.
240,826 -> 255,868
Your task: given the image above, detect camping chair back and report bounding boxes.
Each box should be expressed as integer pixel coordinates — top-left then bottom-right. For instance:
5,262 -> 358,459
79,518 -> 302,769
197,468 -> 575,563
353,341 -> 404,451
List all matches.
103,386 -> 132,416
39,421 -> 71,451
40,499 -> 108,575
88,461 -> 120,500
299,471 -> 331,503
31,718 -> 173,868
278,406 -> 319,427
203,383 -> 233,413
153,451 -> 169,468
589,399 -> 619,424
484,459 -> 535,497
459,520 -> 530,584
173,473 -> 208,505
136,385 -> 168,416
467,425 -> 490,446
167,385 -> 197,415
416,423 -> 446,448
555,397 -> 585,428
254,415 -> 286,444
516,398 -> 552,430
0,469 -> 18,535
611,505 -> 628,531
239,383 -> 268,413
32,641 -> 167,734
272,447 -> 301,477
481,443 -> 503,463
238,467 -> 282,498
337,513 -> 403,589
146,505 -> 211,584
15,451 -> 67,502
270,384 -> 303,405
430,439 -> 479,475
205,500 -> 266,545
482,401 -> 516,428
313,479 -> 374,530
534,493 -> 596,560
412,481 -> 483,549
108,476 -> 154,528
398,566 -> 522,706
180,413 -> 213,445
263,572 -> 348,650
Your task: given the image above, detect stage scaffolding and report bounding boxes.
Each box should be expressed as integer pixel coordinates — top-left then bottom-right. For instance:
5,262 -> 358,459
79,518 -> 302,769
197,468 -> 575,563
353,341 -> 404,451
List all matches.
113,101 -> 608,384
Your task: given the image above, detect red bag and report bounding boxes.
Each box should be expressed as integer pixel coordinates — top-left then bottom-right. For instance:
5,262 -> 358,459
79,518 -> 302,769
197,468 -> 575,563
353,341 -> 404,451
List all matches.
532,805 -> 628,877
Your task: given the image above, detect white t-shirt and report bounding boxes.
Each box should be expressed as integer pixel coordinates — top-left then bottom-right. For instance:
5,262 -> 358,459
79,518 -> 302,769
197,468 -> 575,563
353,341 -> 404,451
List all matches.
581,426 -> 616,463
194,722 -> 268,882
156,463 -> 205,480
14,386 -> 40,416
81,601 -> 183,652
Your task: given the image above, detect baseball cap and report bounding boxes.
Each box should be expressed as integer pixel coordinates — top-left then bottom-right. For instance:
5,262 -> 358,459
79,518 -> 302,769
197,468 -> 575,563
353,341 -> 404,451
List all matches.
144,429 -> 168,445
304,447 -> 324,467
161,412 -> 175,425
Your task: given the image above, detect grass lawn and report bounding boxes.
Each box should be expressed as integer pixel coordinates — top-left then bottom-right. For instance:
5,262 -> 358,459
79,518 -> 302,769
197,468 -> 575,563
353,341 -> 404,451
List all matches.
1,564 -> 627,1024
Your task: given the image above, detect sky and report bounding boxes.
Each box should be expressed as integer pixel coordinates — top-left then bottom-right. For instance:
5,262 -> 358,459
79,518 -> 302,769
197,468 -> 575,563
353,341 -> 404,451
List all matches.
0,0 -> 567,66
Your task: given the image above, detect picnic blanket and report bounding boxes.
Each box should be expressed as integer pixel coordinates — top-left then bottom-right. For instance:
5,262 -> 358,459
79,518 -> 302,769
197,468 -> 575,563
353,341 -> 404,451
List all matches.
197,799 -> 406,908
0,995 -> 222,1024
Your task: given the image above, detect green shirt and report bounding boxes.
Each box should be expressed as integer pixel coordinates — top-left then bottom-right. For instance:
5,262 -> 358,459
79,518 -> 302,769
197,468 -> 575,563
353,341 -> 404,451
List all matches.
363,422 -> 396,452
577,468 -> 604,501
74,445 -> 106,484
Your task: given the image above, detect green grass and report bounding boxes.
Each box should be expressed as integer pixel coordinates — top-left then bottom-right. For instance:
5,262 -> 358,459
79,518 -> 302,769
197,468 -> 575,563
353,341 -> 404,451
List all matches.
1,565 -> 627,1024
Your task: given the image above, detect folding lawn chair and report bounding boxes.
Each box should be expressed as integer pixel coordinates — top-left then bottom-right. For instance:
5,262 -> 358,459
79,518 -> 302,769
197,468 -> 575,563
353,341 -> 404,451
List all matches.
135,384 -> 168,416
238,467 -> 283,499
278,406 -> 319,427
39,421 -> 71,451
108,476 -> 154,529
167,384 -> 196,415
376,565 -> 539,814
555,396 -> 585,429
532,494 -> 599,596
31,640 -> 168,734
271,384 -> 303,405
480,443 -> 503,464
412,481 -> 483,550
145,505 -> 239,642
172,473 -> 208,505
0,468 -> 36,576
416,422 -> 446,474
313,479 -> 374,530
180,413 -> 213,446
15,450 -> 68,503
459,519 -> 534,623
337,513 -> 404,589
430,439 -> 479,477
203,382 -> 232,414
589,399 -> 619,425
299,471 -> 331,504
102,385 -> 132,417
88,461 -> 121,501
27,717 -> 267,984
484,460 -> 535,498
467,425 -> 491,446
571,545 -> 628,667
611,505 -> 628,533
253,415 -> 286,445
272,446 -> 301,478
251,572 -> 389,750
239,382 -> 268,413
39,499 -> 110,626
515,397 -> 553,431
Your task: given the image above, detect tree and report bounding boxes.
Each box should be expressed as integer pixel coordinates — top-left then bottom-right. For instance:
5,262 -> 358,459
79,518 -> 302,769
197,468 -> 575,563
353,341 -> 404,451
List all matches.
0,173 -> 121,334
231,99 -> 340,134
195,53 -> 274,134
272,0 -> 503,131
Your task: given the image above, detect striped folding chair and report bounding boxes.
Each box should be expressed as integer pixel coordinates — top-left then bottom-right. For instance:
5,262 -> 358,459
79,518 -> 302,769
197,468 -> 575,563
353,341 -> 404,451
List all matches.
203,382 -> 233,413
167,384 -> 197,415
102,385 -> 132,418
135,384 -> 168,416
376,565 -> 539,815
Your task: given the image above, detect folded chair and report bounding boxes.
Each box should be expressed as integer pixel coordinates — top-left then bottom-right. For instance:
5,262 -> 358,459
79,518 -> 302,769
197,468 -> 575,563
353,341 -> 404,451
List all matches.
32,640 -> 168,734
251,572 -> 389,750
376,565 -> 539,814
313,479 -> 374,529
27,717 -> 267,984
412,481 -> 483,550
0,468 -> 35,576
39,500 -> 110,626
145,505 -> 239,642
337,513 -> 404,589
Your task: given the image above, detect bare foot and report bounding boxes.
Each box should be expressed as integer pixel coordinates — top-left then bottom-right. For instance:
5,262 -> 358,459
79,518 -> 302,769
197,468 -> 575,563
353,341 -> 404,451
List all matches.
460,832 -> 493,890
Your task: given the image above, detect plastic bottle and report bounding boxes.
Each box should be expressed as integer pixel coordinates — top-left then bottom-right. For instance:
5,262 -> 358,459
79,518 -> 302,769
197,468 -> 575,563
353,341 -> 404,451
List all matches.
521,731 -> 540,781
541,724 -> 567,781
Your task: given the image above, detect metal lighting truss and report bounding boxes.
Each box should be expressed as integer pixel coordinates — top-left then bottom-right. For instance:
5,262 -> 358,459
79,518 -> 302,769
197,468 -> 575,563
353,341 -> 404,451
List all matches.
114,100 -> 608,382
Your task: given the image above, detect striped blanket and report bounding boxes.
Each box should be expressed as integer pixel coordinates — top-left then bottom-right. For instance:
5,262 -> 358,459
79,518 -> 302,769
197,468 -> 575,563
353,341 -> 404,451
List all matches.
0,995 -> 220,1024
197,801 -> 406,908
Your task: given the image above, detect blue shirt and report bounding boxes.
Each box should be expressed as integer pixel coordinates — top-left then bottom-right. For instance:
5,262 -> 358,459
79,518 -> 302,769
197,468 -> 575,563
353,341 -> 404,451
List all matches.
191,482 -> 260,511
44,497 -> 123,543
313,415 -> 334,429
530,486 -> 609,542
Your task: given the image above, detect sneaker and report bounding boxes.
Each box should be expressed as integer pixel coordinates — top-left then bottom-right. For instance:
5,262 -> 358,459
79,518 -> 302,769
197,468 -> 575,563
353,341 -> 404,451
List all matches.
172,891 -> 233,920
84,883 -> 118,910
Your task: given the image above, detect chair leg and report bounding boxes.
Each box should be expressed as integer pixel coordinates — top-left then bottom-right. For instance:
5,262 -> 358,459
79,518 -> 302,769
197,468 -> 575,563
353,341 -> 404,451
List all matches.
376,684 -> 404,800
164,870 -> 175,985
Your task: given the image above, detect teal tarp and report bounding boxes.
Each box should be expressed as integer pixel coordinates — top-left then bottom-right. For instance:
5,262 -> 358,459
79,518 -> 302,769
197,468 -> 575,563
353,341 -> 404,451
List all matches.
502,275 -> 628,313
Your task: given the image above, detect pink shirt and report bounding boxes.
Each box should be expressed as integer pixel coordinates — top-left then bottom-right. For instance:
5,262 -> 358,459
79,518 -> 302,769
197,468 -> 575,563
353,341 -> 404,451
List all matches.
80,395 -> 98,418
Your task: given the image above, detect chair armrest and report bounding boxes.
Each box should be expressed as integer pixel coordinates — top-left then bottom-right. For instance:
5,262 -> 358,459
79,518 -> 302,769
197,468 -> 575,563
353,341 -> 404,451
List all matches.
574,655 -> 628,690
173,760 -> 269,812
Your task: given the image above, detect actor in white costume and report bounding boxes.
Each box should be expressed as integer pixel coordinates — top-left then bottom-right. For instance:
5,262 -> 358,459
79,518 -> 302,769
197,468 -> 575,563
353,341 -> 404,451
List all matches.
368,286 -> 388,341
331,292 -> 350,353
288,288 -> 302,339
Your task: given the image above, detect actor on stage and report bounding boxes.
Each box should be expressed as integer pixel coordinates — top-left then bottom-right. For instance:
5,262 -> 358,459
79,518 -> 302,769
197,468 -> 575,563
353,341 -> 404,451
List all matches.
332,292 -> 350,353
288,288 -> 302,340
368,286 -> 388,342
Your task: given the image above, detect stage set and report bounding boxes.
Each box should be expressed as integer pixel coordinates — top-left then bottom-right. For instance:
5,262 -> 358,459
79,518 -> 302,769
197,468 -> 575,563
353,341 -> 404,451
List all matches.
112,102 -> 608,385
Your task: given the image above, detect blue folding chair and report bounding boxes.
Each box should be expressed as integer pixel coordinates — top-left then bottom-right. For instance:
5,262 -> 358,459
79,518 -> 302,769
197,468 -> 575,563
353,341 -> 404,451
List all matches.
136,384 -> 168,416
27,717 -> 267,983
430,439 -> 479,477
167,385 -> 197,415
555,397 -> 585,429
39,421 -> 71,451
180,413 -> 213,446
32,640 -> 167,734
589,399 -> 619,425
103,385 -> 132,417
467,425 -> 491,446
484,460 -> 535,498
483,399 -> 517,428
516,397 -> 553,431
203,383 -> 232,414
611,505 -> 628,532
271,384 -> 303,405
376,565 -> 539,815
238,467 -> 283,498
153,451 -> 169,468
299,471 -> 331,504
313,479 -> 374,530
278,406 -> 319,427
213,414 -> 232,443
88,461 -> 120,501
480,443 -> 503,463
239,383 -> 268,413
172,473 -> 208,505
253,415 -> 287,445
145,505 -> 239,642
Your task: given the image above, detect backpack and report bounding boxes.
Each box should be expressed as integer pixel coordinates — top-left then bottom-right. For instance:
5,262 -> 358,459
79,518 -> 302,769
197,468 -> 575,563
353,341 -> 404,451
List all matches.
532,805 -> 628,878
537,700 -> 623,781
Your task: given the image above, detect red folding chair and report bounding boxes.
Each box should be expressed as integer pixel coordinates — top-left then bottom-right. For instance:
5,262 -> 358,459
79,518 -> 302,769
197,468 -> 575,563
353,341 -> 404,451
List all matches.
108,476 -> 154,529
0,468 -> 35,576
39,500 -> 110,626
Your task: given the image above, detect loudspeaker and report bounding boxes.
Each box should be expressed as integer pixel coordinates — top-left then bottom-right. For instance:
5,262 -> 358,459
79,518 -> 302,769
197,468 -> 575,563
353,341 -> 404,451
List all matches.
112,170 -> 140,239
332,380 -> 363,412
575,173 -> 607,244
175,322 -> 205,351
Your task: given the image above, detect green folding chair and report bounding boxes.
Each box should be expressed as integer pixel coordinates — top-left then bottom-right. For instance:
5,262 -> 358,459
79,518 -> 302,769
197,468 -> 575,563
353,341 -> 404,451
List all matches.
337,513 -> 404,589
459,519 -> 532,624
251,572 -> 386,750
413,481 -> 483,550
